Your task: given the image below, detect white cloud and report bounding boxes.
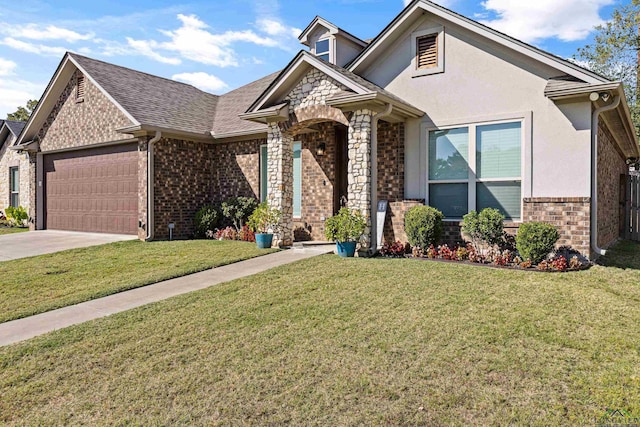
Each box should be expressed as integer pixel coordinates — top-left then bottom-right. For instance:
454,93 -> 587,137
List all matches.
0,78 -> 43,118
126,38 -> 181,65
0,37 -> 67,56
172,72 -> 228,92
0,23 -> 93,42
0,57 -> 16,76
479,0 -> 613,43
256,18 -> 301,38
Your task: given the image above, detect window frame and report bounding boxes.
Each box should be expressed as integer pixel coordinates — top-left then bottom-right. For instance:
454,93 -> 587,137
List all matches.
425,118 -> 525,221
9,166 -> 19,208
260,144 -> 268,203
292,141 -> 302,219
411,26 -> 445,77
315,37 -> 332,62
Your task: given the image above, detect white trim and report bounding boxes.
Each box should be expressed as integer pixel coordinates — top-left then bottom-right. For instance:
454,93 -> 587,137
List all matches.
314,37 -> 332,62
299,16 -> 368,48
348,0 -> 607,84
424,115 -> 528,220
67,56 -> 139,126
411,25 -> 444,77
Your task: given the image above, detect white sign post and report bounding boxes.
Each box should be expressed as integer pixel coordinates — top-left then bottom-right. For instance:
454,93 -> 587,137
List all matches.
376,200 -> 388,249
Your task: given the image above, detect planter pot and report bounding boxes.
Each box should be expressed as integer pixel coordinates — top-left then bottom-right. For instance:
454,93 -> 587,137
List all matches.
255,233 -> 274,249
336,241 -> 357,258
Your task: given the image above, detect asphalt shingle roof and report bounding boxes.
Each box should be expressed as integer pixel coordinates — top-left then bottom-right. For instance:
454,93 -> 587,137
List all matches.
70,53 -> 220,135
212,71 -> 280,136
5,120 -> 26,137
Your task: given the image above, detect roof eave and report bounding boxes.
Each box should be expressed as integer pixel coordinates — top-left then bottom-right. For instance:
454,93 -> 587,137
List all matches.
327,92 -> 424,118
210,129 -> 268,141
116,124 -> 214,142
238,102 -> 290,124
544,82 -> 621,101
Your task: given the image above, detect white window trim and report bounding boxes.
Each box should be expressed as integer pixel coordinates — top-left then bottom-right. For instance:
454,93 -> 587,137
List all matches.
411,25 -> 445,77
424,116 -> 528,222
315,37 -> 333,63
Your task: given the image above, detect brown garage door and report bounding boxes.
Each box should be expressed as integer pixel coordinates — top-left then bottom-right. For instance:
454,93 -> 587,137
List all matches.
44,143 -> 139,234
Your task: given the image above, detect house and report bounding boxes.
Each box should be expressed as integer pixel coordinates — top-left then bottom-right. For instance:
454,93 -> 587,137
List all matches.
14,0 -> 639,258
0,119 -> 29,215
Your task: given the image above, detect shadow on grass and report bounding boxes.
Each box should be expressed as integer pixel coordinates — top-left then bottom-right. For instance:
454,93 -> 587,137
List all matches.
596,240 -> 640,270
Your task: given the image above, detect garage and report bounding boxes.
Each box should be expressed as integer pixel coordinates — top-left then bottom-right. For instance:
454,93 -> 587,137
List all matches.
44,143 -> 139,235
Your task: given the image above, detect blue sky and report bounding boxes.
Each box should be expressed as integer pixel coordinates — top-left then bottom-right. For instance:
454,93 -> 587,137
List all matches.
0,0 -> 631,118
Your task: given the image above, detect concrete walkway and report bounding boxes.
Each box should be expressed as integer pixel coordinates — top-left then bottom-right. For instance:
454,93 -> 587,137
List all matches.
0,230 -> 137,261
0,246 -> 332,347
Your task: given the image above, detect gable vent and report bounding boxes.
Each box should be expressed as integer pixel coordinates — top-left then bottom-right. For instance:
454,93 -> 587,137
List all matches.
416,34 -> 438,69
76,74 -> 85,101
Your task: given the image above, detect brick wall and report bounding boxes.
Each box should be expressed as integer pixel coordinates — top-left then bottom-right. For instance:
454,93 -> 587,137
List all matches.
523,197 -> 591,255
377,121 -> 404,202
0,134 -> 31,215
37,70 -> 133,152
597,121 -> 627,248
152,138 -> 215,239
440,221 -> 520,247
212,139 -> 263,202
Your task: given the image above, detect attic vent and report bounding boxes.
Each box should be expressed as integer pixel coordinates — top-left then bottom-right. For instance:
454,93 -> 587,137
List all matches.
76,74 -> 85,101
416,34 -> 438,69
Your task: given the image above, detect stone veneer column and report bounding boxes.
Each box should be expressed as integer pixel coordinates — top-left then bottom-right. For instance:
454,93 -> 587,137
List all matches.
266,122 -> 294,246
27,152 -> 37,231
347,109 -> 373,250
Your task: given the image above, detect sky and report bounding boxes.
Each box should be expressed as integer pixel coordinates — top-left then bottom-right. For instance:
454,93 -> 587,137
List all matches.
0,0 -> 631,118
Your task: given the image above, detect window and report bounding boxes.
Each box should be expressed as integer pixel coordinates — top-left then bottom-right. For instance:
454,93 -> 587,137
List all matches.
260,145 -> 268,202
417,34 -> 438,69
76,74 -> 85,101
427,121 -> 522,220
315,39 -> 330,62
9,167 -> 19,208
293,142 -> 302,218
411,26 -> 444,77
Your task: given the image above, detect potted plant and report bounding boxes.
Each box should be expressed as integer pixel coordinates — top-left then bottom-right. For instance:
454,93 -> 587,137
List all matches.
248,202 -> 282,249
324,208 -> 366,257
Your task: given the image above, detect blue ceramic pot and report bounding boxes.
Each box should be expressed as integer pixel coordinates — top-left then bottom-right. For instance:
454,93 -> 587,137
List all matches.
336,241 -> 357,257
255,233 -> 274,249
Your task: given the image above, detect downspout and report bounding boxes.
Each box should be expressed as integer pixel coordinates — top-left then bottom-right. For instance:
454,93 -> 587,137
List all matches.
146,131 -> 162,241
590,95 -> 620,256
370,103 -> 393,255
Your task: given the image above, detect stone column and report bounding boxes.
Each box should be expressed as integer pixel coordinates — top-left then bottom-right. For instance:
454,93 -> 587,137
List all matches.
347,109 -> 373,250
27,152 -> 37,231
266,122 -> 294,246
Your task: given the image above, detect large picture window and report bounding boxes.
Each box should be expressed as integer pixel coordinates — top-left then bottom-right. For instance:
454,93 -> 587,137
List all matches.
427,120 -> 522,220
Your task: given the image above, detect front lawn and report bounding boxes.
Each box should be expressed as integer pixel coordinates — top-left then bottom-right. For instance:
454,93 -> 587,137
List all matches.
0,240 -> 277,323
1,241 -> 639,425
0,227 -> 28,235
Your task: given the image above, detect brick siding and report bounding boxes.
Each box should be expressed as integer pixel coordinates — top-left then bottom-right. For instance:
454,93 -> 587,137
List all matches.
36,70 -> 133,152
212,139 -> 263,202
597,121 -> 627,248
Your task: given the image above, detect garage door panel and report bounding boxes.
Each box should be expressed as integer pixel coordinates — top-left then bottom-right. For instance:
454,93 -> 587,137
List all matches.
44,143 -> 138,235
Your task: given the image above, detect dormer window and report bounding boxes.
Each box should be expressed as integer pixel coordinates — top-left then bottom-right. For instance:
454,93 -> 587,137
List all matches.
411,26 -> 444,77
315,39 -> 330,62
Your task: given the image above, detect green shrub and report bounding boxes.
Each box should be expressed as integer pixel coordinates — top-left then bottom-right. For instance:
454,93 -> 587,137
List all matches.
404,205 -> 444,249
194,205 -> 220,238
516,222 -> 560,264
324,208 -> 366,242
248,202 -> 282,234
221,197 -> 258,231
5,206 -> 28,227
462,208 -> 505,250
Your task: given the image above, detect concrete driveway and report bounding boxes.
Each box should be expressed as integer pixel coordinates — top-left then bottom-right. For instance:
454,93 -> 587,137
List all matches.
0,230 -> 137,261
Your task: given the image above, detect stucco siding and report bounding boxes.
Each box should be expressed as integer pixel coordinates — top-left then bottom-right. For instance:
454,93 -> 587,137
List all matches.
361,15 -> 592,200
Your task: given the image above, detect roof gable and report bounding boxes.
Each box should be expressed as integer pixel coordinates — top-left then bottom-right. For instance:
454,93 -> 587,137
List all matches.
298,16 -> 367,48
348,0 -> 609,85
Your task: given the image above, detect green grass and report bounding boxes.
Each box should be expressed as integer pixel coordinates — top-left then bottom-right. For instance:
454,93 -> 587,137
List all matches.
0,227 -> 28,235
0,240 -> 277,323
1,241 -> 640,425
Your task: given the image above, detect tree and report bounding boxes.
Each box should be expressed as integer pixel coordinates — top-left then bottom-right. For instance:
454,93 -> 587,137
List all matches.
6,99 -> 38,122
574,0 -> 640,137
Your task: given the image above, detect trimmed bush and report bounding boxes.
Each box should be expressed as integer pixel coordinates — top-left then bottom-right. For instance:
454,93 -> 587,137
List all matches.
221,197 -> 258,231
5,206 -> 28,227
404,205 -> 444,249
325,208 -> 366,242
462,208 -> 505,250
194,205 -> 220,238
516,222 -> 560,264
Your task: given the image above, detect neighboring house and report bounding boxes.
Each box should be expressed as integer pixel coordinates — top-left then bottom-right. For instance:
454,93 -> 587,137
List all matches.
15,0 -> 639,258
0,120 -> 29,215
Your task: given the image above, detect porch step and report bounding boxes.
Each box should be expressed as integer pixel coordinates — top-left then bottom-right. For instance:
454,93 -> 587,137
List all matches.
292,241 -> 336,253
